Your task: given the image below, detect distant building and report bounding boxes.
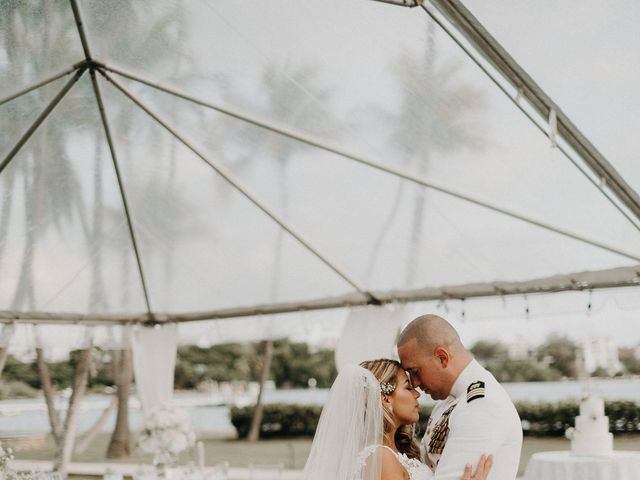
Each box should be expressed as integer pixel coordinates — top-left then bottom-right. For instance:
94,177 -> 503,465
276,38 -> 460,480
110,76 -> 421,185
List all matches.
581,336 -> 623,376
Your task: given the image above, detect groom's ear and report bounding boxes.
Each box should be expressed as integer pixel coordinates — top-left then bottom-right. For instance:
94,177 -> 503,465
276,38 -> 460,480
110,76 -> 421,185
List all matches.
434,346 -> 450,368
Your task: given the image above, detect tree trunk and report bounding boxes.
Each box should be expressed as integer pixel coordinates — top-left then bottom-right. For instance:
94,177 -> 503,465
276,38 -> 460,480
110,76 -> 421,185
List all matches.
247,159 -> 287,443
75,394 -> 117,455
36,346 -> 62,445
247,339 -> 274,442
0,348 -> 8,376
54,347 -> 92,477
106,348 -> 133,458
0,325 -> 14,376
0,174 -> 15,273
405,21 -> 435,288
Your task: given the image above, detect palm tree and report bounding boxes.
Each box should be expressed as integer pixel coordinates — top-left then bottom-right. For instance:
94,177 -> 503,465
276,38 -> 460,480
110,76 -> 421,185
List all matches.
224,62 -> 339,441
367,20 -> 487,287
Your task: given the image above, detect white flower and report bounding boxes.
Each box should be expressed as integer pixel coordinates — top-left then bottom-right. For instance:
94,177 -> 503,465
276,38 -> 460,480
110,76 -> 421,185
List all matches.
137,404 -> 196,458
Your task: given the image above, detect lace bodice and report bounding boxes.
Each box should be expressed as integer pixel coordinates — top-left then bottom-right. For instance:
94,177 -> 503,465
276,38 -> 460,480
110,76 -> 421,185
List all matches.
395,451 -> 432,480
356,446 -> 432,480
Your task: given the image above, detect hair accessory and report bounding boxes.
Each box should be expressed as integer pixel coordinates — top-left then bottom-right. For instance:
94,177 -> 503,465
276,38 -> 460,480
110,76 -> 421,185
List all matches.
380,382 -> 395,395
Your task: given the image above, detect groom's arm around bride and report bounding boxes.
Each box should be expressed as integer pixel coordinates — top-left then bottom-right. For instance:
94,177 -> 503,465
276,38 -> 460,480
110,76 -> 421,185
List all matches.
398,315 -> 523,480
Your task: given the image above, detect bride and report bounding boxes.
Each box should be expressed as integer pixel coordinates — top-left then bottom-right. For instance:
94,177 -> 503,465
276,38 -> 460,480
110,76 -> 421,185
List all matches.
303,359 -> 492,480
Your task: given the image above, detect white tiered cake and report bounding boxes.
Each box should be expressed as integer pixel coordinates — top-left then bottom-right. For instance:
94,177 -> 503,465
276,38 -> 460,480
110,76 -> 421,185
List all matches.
570,397 -> 613,456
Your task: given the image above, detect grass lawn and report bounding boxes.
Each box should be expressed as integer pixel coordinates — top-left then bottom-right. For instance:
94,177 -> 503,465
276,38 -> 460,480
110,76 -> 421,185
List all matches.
13,433 -> 640,477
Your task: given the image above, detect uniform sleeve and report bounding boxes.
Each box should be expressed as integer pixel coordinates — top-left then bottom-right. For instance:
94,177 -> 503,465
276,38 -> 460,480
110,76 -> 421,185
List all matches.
431,396 -> 509,480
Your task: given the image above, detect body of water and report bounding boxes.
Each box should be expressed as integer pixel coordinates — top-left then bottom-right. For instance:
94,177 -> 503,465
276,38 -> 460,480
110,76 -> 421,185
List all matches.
0,378 -> 638,435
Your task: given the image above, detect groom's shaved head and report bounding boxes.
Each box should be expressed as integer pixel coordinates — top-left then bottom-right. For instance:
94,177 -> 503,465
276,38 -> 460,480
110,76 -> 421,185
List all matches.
398,314 -> 471,400
398,314 -> 465,353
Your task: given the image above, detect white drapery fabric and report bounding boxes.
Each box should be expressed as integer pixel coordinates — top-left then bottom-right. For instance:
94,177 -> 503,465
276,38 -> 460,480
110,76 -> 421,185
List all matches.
130,324 -> 178,413
0,323 -> 15,347
335,306 -> 404,371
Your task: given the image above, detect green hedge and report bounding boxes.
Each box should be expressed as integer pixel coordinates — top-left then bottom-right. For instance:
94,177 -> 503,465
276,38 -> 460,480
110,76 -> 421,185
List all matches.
517,400 -> 640,437
231,404 -> 324,439
231,401 -> 640,439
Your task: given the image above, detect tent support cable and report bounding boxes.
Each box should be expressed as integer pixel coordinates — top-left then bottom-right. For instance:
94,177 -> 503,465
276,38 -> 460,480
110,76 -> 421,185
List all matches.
97,68 -> 380,306
98,64 -> 640,262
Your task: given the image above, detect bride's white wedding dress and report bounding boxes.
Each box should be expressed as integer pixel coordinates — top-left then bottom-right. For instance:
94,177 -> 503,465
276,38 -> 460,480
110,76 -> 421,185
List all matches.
303,365 -> 433,480
356,445 -> 433,480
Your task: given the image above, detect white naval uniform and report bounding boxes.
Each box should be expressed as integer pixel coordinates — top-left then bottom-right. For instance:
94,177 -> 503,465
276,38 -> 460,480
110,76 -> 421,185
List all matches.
421,359 -> 523,480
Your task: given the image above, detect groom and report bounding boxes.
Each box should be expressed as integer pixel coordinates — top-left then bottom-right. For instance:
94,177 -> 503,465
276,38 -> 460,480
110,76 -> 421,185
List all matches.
398,314 -> 522,480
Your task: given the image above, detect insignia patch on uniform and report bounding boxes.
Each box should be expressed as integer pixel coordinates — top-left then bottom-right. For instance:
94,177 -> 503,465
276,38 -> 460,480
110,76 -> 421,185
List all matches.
466,381 -> 485,403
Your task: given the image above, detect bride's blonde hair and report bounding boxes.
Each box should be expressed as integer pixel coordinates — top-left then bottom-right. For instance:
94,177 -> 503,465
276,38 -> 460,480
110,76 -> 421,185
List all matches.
360,358 -> 421,459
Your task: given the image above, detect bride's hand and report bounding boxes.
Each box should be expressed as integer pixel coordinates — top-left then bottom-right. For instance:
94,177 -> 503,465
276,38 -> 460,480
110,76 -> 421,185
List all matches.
461,454 -> 493,480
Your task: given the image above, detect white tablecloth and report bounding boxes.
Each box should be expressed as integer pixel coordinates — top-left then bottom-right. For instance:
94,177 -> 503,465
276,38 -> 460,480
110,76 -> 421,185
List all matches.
524,451 -> 640,480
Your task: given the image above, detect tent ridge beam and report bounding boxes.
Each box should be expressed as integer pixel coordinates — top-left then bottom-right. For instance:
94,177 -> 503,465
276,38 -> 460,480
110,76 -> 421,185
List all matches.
88,70 -> 153,315
0,67 -> 86,176
97,67 -> 378,302
1,265 -> 638,325
99,63 -> 640,262
426,0 -> 640,224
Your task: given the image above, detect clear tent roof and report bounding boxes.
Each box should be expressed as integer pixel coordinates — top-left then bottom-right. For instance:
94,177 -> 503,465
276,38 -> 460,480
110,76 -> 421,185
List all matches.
1,0 -> 639,335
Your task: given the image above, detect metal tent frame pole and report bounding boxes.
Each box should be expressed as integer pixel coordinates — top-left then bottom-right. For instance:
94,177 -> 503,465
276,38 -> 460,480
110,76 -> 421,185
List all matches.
0,64 -> 82,107
0,264 -> 638,325
97,68 -> 379,304
424,0 -> 640,225
0,68 -> 86,176
417,5 -> 640,234
88,70 -> 153,315
69,0 -> 154,315
100,64 -> 640,263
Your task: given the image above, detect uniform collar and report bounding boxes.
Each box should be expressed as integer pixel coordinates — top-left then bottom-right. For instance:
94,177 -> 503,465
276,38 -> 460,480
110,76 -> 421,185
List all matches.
450,358 -> 481,399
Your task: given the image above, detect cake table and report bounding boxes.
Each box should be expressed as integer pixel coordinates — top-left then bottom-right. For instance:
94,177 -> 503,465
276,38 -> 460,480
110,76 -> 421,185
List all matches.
524,451 -> 640,480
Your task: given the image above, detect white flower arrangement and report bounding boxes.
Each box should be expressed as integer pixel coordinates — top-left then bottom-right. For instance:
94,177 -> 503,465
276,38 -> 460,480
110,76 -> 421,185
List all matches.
1,443 -> 14,471
137,404 -> 196,465
1,442 -> 61,480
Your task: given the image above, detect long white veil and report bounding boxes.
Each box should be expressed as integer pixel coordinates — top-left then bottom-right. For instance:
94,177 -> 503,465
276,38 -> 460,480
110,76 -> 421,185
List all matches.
303,364 -> 384,480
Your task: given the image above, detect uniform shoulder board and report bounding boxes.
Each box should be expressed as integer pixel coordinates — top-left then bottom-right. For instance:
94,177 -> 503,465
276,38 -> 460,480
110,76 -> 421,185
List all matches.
466,380 -> 485,403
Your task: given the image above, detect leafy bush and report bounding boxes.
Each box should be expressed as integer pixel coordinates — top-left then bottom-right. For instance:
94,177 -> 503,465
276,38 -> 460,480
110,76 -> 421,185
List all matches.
231,401 -> 640,439
231,404 -> 323,439
0,381 -> 39,400
515,400 -> 640,436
